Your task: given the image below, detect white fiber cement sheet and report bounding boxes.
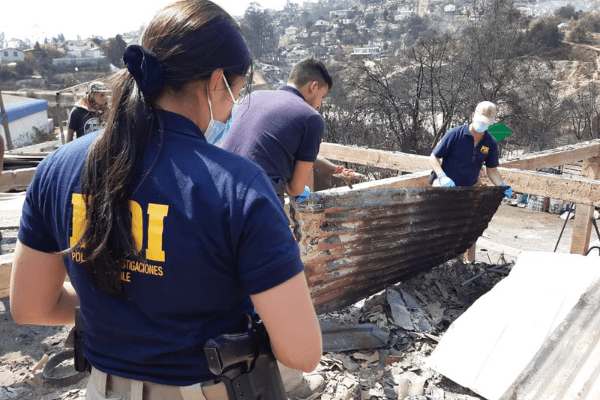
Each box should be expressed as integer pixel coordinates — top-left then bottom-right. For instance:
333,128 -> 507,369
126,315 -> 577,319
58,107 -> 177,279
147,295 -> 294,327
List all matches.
426,251 -> 600,400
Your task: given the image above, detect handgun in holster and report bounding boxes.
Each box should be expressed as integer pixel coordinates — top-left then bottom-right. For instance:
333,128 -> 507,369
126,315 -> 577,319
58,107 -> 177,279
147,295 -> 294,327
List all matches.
204,314 -> 287,400
428,171 -> 437,185
74,306 -> 91,373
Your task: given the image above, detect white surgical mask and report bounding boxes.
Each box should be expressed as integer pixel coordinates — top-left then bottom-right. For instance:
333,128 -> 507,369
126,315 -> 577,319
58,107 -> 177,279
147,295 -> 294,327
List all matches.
472,121 -> 489,133
205,74 -> 236,146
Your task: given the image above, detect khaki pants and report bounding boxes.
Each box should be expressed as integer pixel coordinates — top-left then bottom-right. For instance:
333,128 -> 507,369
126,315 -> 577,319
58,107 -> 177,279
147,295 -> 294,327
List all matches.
86,367 -> 229,400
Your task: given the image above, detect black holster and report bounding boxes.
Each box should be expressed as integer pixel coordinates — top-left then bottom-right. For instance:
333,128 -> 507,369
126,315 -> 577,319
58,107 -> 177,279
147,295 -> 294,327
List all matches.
204,315 -> 287,400
74,306 -> 91,373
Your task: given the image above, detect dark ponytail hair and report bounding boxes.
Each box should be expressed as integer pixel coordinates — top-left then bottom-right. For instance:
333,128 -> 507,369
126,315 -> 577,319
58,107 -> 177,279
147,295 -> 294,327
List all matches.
73,0 -> 252,295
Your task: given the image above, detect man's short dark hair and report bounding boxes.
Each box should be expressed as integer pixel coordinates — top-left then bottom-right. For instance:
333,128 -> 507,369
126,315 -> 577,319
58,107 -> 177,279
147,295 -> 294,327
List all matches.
288,57 -> 333,89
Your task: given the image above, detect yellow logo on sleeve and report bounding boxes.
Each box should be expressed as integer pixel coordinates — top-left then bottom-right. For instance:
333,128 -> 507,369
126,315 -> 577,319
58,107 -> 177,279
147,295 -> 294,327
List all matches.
481,146 -> 489,154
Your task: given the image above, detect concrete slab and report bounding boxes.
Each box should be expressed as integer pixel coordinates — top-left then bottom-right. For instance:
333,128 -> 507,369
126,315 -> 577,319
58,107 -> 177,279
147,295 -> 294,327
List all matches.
427,251 -> 600,400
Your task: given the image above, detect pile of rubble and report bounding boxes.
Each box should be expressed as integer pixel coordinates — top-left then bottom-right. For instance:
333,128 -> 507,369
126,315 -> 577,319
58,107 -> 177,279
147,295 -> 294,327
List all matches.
0,256 -> 511,400
314,257 -> 512,400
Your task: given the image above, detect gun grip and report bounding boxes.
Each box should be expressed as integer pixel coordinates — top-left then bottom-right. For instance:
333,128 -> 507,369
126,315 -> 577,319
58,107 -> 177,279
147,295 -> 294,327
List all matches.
204,341 -> 224,376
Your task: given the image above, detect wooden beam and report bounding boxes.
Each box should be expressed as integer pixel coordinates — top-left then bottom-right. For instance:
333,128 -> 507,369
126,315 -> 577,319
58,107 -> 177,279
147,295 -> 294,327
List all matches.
0,167 -> 36,192
0,255 -> 11,299
320,142 -> 600,205
570,204 -> 595,255
570,156 -> 600,254
340,170 -> 431,190
501,140 -> 600,170
320,140 -> 600,174
481,167 -> 600,206
319,143 -> 430,172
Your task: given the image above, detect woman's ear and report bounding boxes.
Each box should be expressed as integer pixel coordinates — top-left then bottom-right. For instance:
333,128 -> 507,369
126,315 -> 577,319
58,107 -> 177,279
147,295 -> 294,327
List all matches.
207,69 -> 224,101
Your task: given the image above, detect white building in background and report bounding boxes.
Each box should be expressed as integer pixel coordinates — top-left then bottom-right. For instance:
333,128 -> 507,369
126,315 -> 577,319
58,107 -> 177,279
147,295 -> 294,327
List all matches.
558,22 -> 570,31
395,10 -> 413,20
444,4 -> 457,14
330,10 -> 352,18
352,47 -> 380,56
285,26 -> 299,36
62,40 -> 97,51
0,94 -> 53,149
0,48 -> 25,64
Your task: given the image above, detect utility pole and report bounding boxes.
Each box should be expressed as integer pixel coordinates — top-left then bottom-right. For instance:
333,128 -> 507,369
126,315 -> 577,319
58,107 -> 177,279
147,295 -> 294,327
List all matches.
0,90 -> 13,150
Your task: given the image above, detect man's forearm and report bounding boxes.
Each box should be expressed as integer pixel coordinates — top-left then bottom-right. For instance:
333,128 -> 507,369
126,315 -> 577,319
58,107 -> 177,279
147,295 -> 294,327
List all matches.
66,129 -> 75,143
429,154 -> 444,175
486,168 -> 505,186
313,155 -> 338,173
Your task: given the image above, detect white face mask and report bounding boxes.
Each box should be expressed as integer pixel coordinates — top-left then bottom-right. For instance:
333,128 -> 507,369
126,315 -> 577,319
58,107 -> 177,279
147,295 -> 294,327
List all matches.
472,121 -> 489,133
204,74 -> 236,145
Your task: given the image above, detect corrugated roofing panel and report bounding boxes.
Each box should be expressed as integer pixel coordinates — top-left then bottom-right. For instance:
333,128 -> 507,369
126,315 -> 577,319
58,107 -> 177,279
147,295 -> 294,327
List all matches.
0,98 -> 48,124
290,186 -> 505,313
500,275 -> 600,400
427,251 -> 600,400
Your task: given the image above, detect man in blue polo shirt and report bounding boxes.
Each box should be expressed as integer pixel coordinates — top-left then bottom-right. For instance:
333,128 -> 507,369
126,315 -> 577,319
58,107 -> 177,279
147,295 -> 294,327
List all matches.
221,57 -> 365,206
429,101 -> 513,262
429,101 -> 512,191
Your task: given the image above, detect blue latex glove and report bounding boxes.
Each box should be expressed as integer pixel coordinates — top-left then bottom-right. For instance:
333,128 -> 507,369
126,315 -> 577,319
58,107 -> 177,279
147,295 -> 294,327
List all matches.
296,186 -> 311,203
501,183 -> 513,198
438,172 -> 456,187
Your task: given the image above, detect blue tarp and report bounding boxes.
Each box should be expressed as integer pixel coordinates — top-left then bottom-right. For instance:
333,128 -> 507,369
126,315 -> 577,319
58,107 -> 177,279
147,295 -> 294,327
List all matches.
0,98 -> 48,124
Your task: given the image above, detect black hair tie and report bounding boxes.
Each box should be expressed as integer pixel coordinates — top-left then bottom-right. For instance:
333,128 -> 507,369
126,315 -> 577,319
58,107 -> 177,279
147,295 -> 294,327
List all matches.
123,45 -> 165,98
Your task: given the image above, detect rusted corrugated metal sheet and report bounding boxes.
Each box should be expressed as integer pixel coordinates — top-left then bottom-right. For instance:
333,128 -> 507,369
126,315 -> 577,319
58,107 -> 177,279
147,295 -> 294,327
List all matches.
500,276 -> 600,400
290,186 -> 505,314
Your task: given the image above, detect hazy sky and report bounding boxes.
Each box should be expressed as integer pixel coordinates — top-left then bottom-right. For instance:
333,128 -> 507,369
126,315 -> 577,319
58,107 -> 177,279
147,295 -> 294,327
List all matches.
2,0 -> 293,43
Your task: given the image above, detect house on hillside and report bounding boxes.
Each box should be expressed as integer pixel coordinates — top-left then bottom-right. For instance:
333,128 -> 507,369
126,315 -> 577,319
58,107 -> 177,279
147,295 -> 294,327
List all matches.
62,40 -> 97,51
54,38 -> 106,67
0,48 -> 24,64
444,4 -> 457,14
39,43 -> 60,52
285,26 -> 299,36
395,10 -> 413,20
65,47 -> 104,58
558,22 -> 570,31
315,20 -> 331,28
352,47 -> 380,56
0,94 -> 53,149
330,10 -> 352,18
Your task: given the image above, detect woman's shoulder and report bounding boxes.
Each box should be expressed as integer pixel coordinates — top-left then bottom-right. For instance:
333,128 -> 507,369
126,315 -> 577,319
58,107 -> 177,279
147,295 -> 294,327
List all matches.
39,132 -> 97,172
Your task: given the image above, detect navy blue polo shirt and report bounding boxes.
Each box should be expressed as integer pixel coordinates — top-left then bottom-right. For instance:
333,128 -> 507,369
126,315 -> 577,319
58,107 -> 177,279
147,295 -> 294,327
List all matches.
221,85 -> 323,192
18,109 -> 304,386
433,124 -> 499,186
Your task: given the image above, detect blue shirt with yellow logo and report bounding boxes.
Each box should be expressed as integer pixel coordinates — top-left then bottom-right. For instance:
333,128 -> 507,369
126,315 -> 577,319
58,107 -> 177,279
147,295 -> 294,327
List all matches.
18,109 -> 304,386
433,124 -> 499,186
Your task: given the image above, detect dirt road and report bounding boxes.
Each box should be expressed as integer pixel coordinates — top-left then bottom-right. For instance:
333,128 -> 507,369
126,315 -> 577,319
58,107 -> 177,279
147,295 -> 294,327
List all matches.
475,203 -> 581,264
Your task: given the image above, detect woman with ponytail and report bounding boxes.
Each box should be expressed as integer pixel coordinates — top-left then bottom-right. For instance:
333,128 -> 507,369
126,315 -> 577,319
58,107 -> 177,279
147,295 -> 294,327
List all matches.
10,1 -> 322,399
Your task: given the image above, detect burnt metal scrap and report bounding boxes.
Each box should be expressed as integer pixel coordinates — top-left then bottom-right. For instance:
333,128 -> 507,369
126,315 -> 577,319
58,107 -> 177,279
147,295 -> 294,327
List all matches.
2,154 -> 46,170
289,186 -> 505,314
319,319 -> 390,352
